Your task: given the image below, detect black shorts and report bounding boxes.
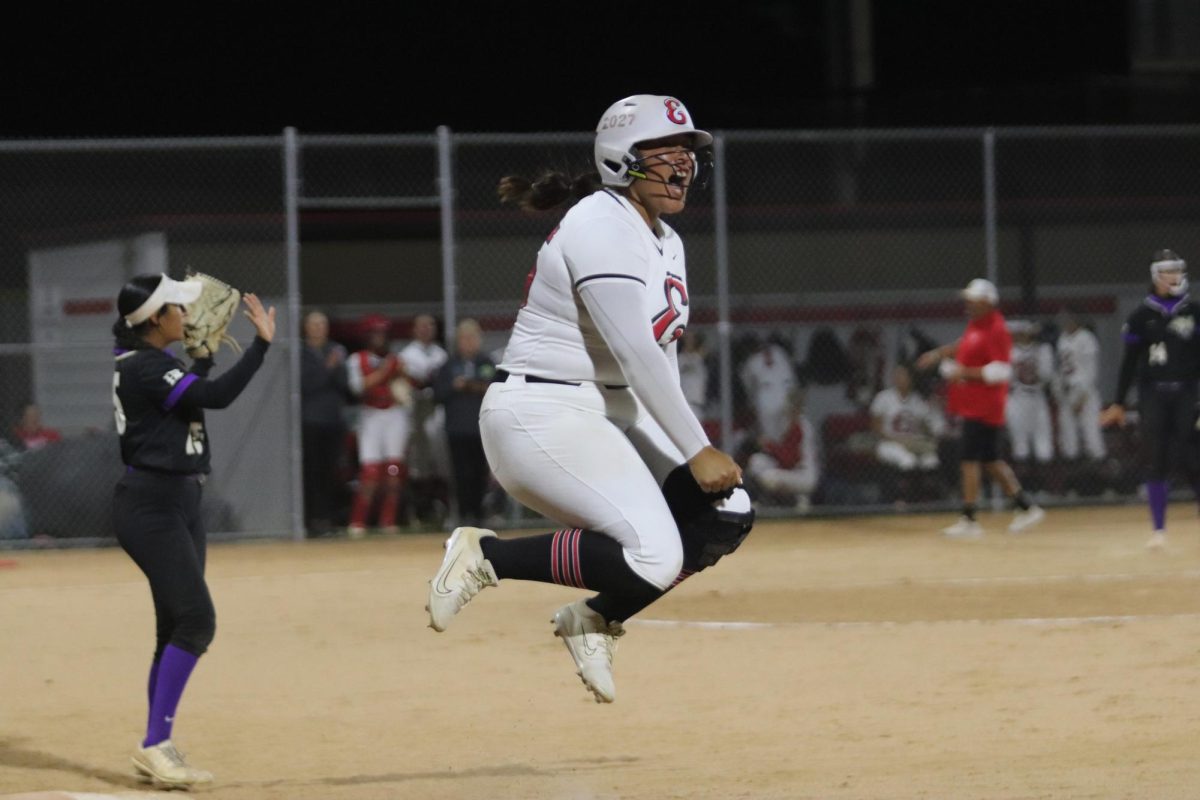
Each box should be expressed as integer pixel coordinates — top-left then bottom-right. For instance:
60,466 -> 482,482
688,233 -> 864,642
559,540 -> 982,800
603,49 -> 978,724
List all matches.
960,419 -> 1001,463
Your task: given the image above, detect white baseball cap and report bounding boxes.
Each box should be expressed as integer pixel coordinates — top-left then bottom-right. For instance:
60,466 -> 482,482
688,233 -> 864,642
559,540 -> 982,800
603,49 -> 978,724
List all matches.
961,278 -> 999,305
124,274 -> 203,326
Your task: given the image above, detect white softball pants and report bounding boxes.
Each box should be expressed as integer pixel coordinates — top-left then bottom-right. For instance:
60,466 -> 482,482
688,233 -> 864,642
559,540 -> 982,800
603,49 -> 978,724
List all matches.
479,375 -> 684,590
1057,389 -> 1106,460
1006,392 -> 1053,463
357,406 -> 411,464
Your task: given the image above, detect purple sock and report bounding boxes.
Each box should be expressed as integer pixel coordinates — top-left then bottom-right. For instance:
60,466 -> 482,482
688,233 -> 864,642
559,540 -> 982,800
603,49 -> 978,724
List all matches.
145,658 -> 161,733
1147,480 -> 1169,532
143,644 -> 199,748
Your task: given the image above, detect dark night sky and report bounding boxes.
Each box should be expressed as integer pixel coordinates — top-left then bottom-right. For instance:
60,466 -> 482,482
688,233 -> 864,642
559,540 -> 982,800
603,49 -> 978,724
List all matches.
1,0 -> 1193,138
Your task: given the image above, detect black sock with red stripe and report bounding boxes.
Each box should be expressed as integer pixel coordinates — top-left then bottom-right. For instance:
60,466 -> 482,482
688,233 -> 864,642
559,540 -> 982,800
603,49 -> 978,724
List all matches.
479,528 -> 661,602
587,555 -> 705,623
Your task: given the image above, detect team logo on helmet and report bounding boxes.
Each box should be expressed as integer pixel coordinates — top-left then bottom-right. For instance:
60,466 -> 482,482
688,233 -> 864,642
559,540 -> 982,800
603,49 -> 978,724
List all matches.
664,98 -> 688,125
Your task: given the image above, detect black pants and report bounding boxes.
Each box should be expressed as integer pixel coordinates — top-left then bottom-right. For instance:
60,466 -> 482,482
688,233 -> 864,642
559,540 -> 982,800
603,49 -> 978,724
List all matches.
114,471 -> 215,659
1138,383 -> 1200,481
302,422 -> 345,530
447,433 -> 489,524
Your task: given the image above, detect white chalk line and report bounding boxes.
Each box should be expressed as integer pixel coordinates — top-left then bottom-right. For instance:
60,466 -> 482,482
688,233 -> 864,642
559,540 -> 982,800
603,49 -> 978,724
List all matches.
633,612 -> 1200,631
4,565 -> 1200,597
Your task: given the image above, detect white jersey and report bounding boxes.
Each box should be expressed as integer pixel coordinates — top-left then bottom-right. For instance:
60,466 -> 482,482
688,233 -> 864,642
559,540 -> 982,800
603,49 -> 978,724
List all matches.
399,340 -> 448,387
499,189 -> 689,384
1056,328 -> 1100,399
869,388 -> 942,437
739,345 -> 796,440
1010,342 -> 1054,396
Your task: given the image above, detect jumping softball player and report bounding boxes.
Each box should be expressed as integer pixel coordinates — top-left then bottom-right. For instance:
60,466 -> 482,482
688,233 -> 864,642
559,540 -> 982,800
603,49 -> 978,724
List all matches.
112,273 -> 274,787
427,94 -> 753,703
1101,249 -> 1200,548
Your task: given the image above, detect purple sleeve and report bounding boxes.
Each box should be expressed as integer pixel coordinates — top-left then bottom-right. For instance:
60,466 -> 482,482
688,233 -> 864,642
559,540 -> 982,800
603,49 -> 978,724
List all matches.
163,373 -> 199,411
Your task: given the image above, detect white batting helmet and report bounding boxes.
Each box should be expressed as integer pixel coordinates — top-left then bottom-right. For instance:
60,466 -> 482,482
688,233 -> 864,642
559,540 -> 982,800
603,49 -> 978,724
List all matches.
594,95 -> 714,188
1150,248 -> 1188,296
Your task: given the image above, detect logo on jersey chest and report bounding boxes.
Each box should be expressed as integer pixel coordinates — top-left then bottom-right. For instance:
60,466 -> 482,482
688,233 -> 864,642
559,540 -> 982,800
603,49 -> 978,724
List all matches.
651,273 -> 689,345
1169,315 -> 1194,339
162,369 -> 185,386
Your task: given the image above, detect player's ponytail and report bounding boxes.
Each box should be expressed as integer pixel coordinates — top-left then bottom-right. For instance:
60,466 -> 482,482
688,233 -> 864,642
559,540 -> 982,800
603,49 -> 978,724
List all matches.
112,274 -> 165,351
498,170 -> 599,212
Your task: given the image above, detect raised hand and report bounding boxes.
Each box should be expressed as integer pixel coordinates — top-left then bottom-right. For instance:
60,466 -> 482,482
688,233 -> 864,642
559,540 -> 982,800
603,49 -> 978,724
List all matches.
242,293 -> 276,343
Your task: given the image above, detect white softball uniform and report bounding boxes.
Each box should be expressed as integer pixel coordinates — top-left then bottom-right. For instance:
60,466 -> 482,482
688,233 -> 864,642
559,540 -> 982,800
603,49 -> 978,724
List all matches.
483,189 -> 709,590
347,350 -> 410,464
1006,342 -> 1054,462
869,388 -> 943,471
739,345 -> 797,441
1055,328 -> 1106,460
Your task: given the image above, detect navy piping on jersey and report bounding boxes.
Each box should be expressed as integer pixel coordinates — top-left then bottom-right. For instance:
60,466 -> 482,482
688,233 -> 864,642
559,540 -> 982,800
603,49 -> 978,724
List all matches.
574,273 -> 647,289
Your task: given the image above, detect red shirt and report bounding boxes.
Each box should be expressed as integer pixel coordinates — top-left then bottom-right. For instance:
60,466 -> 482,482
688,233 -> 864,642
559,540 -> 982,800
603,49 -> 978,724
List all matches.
762,420 -> 806,470
947,309 -> 1011,426
13,426 -> 61,451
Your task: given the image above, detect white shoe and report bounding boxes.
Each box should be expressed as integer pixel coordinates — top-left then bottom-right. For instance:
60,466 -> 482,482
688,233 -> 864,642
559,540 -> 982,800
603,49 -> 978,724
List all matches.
552,600 -> 624,703
427,527 -> 498,632
347,525 -> 367,540
131,739 -> 213,789
1145,531 -> 1168,550
941,517 -> 983,538
1008,505 -> 1045,534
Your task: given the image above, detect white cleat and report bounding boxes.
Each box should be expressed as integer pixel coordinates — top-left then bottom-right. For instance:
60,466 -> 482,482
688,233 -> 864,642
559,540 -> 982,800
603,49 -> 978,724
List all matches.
1145,531 -> 1168,550
347,525 -> 367,540
1008,505 -> 1045,534
941,516 -> 983,538
552,600 -> 625,703
427,527 -> 498,632
131,739 -> 213,789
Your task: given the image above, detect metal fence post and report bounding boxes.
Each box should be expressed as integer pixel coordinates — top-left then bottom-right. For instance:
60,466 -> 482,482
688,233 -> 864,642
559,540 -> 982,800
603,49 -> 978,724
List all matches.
712,133 -> 733,448
283,127 -> 305,540
982,127 -> 999,287
437,126 -> 457,349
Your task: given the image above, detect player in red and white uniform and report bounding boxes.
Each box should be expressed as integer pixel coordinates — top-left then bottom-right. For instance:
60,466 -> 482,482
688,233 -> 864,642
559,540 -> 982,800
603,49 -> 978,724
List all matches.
1006,320 -> 1055,464
425,95 -> 751,704
1054,308 -> 1106,461
346,314 -> 408,537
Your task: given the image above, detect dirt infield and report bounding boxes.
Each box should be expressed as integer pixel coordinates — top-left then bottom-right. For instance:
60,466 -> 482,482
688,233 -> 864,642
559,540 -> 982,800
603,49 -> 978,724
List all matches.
2,506 -> 1199,799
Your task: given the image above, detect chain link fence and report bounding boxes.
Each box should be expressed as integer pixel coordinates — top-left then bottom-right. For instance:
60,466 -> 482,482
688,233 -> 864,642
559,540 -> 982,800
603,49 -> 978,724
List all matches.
2,125 -> 1198,545
0,138 -> 294,545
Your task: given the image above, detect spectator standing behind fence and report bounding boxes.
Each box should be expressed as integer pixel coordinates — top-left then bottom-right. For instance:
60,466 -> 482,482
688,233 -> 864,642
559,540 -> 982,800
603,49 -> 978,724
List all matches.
300,310 -> 348,537
870,363 -> 943,475
739,334 -> 798,440
399,314 -> 450,524
110,274 -> 274,788
346,314 -> 409,538
917,279 -> 1044,537
746,389 -> 820,513
1006,320 -> 1055,492
1054,307 -> 1107,462
12,404 -> 61,451
433,319 -> 496,527
1100,249 -> 1200,549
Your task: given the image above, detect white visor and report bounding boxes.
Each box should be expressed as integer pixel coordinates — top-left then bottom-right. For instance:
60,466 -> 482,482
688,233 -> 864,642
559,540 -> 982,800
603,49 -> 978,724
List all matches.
124,274 -> 203,327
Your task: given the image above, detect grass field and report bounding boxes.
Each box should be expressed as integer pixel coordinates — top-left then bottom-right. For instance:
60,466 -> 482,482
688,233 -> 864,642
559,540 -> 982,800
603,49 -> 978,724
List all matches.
3,505 -> 1199,799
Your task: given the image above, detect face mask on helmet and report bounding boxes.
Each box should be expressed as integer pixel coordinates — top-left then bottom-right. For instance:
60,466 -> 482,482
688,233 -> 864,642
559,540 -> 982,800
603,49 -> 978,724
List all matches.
1151,251 -> 1188,297
593,95 -> 714,190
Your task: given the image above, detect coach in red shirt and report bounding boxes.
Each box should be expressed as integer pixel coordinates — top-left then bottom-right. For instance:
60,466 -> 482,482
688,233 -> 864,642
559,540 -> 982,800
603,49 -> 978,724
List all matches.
917,279 -> 1045,537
